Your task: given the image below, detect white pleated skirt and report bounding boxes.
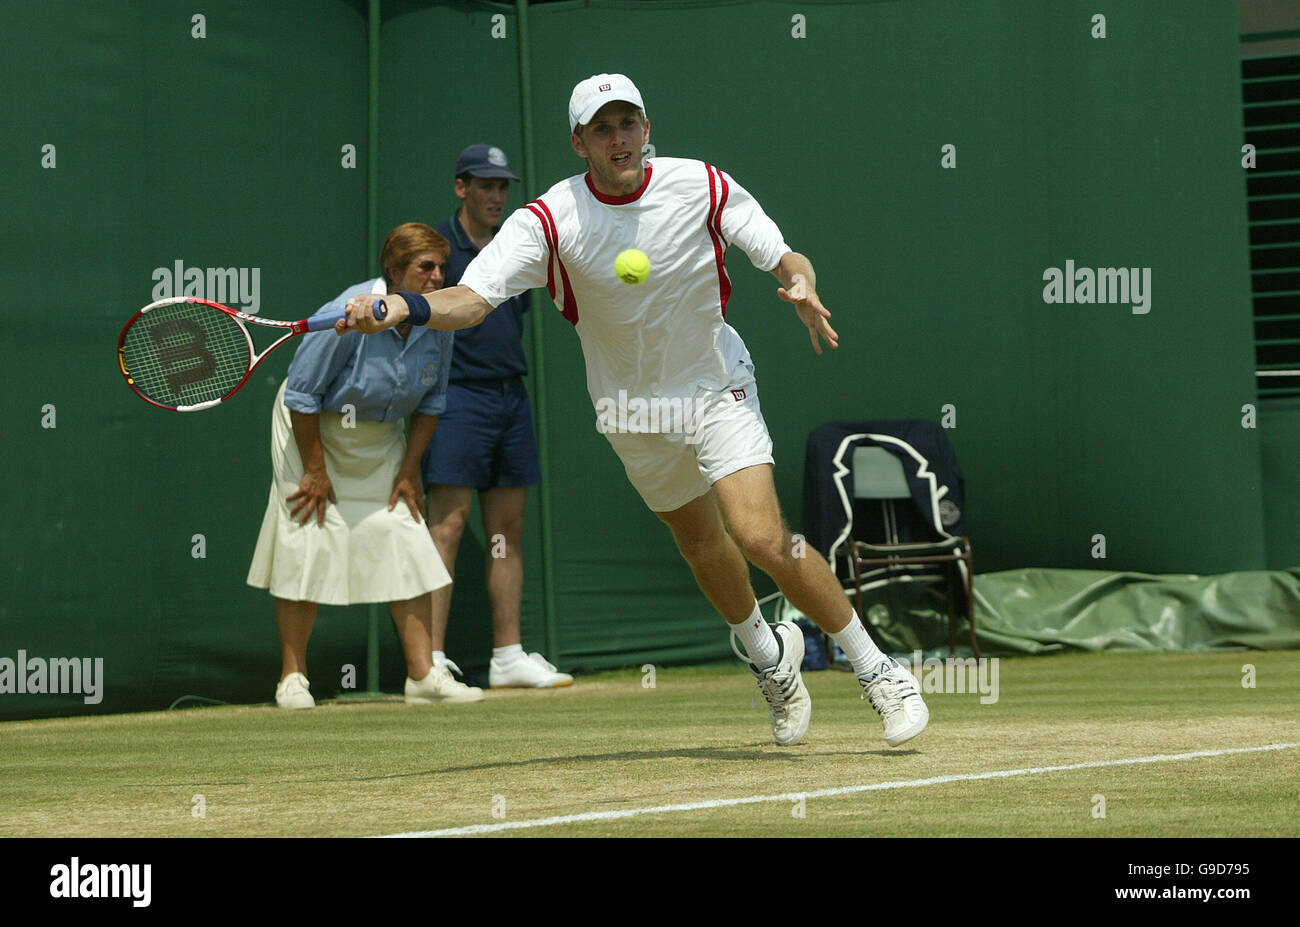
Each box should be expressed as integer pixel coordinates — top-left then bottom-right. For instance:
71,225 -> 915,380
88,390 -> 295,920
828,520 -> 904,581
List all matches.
246,380 -> 451,605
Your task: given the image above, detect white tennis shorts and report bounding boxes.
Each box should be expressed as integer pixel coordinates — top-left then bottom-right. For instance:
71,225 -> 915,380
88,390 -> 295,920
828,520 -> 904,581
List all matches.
602,373 -> 775,512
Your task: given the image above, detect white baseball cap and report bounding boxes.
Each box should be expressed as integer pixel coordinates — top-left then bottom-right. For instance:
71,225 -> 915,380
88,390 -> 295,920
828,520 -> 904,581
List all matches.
568,73 -> 646,131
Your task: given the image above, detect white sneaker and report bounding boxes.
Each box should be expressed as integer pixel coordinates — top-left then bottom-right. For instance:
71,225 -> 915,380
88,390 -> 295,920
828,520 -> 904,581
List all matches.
489,652 -> 574,689
275,672 -> 315,710
747,621 -> 812,746
405,660 -> 485,704
860,659 -> 929,746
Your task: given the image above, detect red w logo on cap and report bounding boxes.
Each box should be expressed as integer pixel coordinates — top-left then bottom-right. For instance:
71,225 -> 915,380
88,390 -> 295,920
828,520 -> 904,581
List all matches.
598,83 -> 611,92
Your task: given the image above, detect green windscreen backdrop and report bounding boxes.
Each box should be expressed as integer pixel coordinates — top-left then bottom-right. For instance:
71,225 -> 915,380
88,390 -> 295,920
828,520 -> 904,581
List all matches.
1,1 -> 375,718
1,0 -> 1286,721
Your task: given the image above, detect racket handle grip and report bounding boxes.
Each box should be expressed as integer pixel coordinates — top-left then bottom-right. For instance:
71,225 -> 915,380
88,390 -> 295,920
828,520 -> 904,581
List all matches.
307,301 -> 389,332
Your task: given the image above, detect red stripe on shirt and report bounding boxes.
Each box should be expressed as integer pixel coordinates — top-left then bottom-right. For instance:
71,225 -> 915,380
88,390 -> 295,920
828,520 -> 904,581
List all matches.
524,203 -> 557,301
531,199 -> 579,326
704,164 -> 734,318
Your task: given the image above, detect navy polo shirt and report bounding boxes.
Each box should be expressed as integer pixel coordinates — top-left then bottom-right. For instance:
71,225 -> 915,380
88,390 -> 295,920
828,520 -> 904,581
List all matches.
436,213 -> 530,381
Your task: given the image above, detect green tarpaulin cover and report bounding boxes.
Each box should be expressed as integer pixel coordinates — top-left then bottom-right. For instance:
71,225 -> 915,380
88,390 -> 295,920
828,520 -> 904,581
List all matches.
799,569 -> 1300,658
974,569 -> 1300,653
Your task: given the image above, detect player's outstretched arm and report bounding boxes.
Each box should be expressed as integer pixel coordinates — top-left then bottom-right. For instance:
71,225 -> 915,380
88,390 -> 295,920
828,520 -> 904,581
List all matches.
773,252 -> 839,354
337,286 -> 493,335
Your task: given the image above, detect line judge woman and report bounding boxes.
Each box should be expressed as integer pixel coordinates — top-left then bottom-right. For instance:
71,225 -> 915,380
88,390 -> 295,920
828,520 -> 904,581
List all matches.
247,222 -> 484,708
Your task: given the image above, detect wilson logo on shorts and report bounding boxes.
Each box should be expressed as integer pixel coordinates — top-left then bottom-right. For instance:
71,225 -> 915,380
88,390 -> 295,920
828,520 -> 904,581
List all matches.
731,389 -> 746,401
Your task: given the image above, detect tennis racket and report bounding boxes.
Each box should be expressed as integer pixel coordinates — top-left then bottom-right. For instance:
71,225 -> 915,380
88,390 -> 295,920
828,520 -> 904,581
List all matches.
117,296 -> 386,412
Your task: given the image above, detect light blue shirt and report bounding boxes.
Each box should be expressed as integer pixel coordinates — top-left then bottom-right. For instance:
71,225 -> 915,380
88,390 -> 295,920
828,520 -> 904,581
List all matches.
284,278 -> 454,420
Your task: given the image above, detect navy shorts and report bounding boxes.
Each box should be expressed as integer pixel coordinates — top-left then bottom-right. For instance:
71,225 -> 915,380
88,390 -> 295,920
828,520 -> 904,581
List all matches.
421,377 -> 543,490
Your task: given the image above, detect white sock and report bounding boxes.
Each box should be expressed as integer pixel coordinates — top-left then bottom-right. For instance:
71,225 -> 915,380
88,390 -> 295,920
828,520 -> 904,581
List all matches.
729,603 -> 781,669
432,650 -> 448,670
493,644 -> 524,664
828,613 -> 891,678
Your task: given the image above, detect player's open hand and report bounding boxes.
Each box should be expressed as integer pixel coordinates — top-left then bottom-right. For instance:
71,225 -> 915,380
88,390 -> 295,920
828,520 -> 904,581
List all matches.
388,470 -> 425,524
336,293 -> 403,335
287,467 -> 337,527
777,274 -> 839,354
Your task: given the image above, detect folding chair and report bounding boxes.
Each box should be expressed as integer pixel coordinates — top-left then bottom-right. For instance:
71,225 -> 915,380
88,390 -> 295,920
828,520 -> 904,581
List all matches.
842,445 -> 980,658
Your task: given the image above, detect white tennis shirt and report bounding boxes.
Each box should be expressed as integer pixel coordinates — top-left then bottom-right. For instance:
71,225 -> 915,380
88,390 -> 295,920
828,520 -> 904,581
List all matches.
459,157 -> 791,425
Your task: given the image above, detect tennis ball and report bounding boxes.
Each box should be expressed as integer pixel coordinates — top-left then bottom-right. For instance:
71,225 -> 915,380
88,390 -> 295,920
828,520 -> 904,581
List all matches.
615,249 -> 651,285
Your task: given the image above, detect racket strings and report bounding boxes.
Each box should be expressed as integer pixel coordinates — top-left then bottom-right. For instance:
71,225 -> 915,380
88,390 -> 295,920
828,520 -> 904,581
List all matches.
120,303 -> 251,407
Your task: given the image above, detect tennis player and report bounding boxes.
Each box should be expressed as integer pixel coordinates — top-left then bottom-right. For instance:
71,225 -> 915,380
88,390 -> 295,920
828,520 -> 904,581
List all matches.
249,222 -> 483,709
339,76 -> 928,747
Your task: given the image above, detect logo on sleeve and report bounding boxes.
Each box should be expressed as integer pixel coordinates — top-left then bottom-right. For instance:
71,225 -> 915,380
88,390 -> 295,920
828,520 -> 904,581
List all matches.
731,389 -> 746,402
421,363 -> 437,386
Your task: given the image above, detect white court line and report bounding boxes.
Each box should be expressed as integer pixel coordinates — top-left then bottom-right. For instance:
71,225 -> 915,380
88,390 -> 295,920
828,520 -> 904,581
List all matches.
380,741 -> 1300,838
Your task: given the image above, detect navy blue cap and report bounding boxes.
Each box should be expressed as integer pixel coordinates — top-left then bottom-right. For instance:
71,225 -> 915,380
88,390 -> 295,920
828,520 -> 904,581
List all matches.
455,144 -> 520,181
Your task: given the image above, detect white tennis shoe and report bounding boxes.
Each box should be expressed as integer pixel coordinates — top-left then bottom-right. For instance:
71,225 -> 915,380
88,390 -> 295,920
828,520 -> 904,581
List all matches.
275,672 -> 315,710
747,621 -> 812,746
860,659 -> 929,746
406,660 -> 485,704
489,652 -> 574,689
